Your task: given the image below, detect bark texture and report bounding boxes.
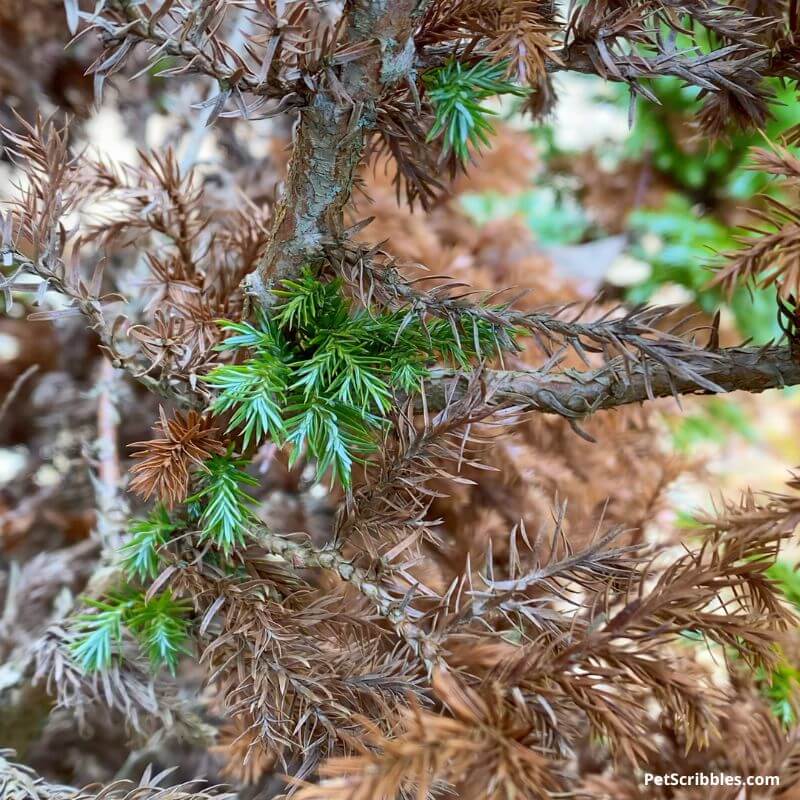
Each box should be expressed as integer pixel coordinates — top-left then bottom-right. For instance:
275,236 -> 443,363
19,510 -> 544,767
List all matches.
251,0 -> 429,305
429,346 -> 800,416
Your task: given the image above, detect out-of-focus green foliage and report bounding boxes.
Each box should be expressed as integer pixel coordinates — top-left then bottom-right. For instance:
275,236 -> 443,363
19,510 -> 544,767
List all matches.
757,561 -> 800,726
619,78 -> 800,200
601,73 -> 798,343
611,66 -> 800,344
460,185 -> 591,245
466,67 -> 798,342
627,194 -> 781,343
767,561 -> 800,612
759,661 -> 800,727
666,396 -> 756,453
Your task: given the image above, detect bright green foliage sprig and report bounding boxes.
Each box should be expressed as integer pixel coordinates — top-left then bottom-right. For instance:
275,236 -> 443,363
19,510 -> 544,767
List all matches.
203,269 -> 512,488
121,505 -> 178,581
71,590 -> 190,674
423,58 -> 528,164
203,317 -> 290,449
71,598 -> 126,673
188,454 -> 258,555
125,591 -> 191,673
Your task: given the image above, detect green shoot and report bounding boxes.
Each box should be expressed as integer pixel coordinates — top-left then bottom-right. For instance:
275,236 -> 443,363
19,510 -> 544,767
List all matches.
121,506 -> 178,582
125,591 -> 190,674
71,590 -> 189,673
272,274 -> 341,334
189,454 -> 259,555
424,59 -> 528,164
285,399 -> 381,488
71,596 -> 130,672
204,314 -> 290,449
202,269 -> 515,489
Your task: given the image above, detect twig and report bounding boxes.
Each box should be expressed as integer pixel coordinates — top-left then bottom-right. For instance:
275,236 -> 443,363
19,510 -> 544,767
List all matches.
95,358 -> 121,492
0,365 -> 39,425
89,359 -> 127,551
251,524 -> 440,668
178,7 -> 251,173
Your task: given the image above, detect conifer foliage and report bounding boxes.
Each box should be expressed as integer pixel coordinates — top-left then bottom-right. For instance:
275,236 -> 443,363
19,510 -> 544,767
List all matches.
3,1 -> 800,799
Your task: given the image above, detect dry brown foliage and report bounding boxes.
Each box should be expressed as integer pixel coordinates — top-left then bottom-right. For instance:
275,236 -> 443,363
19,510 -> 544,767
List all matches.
129,410 -> 226,508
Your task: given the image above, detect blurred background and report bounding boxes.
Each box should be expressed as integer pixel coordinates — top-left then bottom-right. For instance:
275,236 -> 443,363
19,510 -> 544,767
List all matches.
476,68 -> 800,504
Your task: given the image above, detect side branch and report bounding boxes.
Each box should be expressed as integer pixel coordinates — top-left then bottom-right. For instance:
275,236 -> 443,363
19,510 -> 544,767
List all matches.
251,525 -> 438,665
422,38 -> 797,97
429,346 -> 800,417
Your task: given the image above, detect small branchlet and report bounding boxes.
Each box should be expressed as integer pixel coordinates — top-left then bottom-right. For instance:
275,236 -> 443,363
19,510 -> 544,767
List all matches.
71,590 -> 190,674
423,58 -> 529,164
204,269 -> 509,489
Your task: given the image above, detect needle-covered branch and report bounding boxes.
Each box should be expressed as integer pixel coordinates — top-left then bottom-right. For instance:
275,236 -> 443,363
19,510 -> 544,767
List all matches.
336,241 -> 726,386
251,525 -> 439,665
0,748 -> 233,800
8,0 -> 800,793
428,346 -> 800,418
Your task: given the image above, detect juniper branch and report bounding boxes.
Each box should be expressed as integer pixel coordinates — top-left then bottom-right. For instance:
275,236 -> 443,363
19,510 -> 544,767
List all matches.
545,44 -> 780,93
334,242 -> 726,381
0,748 -> 233,800
428,346 -> 800,418
420,14 -> 799,92
2,250 -> 200,408
101,0 -> 293,102
251,525 -> 439,666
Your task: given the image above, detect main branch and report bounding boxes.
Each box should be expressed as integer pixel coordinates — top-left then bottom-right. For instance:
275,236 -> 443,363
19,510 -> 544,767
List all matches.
249,0 -> 430,305
429,346 -> 800,417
